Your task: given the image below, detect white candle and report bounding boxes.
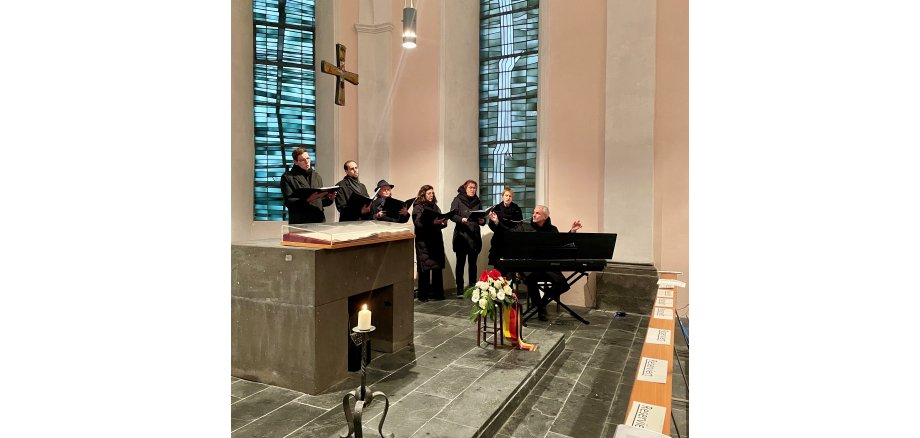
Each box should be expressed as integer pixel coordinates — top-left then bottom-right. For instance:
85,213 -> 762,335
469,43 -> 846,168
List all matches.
357,304 -> 371,330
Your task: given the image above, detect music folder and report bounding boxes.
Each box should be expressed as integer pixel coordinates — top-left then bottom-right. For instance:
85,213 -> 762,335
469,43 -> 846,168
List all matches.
345,192 -> 373,213
291,185 -> 340,198
382,197 -> 408,218
467,206 -> 491,222
421,208 -> 458,224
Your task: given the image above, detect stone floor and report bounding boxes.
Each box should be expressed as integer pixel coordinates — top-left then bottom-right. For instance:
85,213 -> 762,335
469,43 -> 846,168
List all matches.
231,297 -> 690,437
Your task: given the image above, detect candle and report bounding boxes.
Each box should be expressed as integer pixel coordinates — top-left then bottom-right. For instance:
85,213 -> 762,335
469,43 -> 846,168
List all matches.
357,304 -> 371,330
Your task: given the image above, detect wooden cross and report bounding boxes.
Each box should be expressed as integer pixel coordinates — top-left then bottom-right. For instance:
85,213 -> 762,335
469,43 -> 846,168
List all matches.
320,43 -> 359,106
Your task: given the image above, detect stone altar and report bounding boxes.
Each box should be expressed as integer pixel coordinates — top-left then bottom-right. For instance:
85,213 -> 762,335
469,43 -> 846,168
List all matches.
231,236 -> 415,394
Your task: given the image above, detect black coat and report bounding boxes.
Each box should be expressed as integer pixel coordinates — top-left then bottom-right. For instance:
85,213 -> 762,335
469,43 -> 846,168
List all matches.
371,196 -> 410,223
335,176 -> 373,221
486,201 -> 524,266
280,165 -> 333,224
449,187 -> 484,254
412,200 -> 448,271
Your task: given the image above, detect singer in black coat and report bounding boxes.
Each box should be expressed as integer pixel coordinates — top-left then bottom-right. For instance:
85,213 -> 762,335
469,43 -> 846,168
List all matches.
486,191 -> 524,268
412,185 -> 448,301
449,180 -> 485,295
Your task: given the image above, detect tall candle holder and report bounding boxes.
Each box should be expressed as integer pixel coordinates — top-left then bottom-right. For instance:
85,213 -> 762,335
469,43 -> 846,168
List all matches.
340,326 -> 393,438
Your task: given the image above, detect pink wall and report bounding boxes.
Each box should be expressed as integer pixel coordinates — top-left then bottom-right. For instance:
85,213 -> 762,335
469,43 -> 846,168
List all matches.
543,0 -> 607,233
389,0 -> 443,202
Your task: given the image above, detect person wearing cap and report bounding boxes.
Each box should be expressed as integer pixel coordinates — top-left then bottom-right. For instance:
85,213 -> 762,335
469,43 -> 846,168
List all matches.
371,179 -> 410,223
335,160 -> 373,221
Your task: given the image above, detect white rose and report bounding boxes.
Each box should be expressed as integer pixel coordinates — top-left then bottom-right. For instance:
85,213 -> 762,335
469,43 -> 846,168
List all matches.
479,282 -> 489,291
478,298 -> 487,309
497,290 -> 506,300
472,291 -> 480,302
489,289 -> 497,299
503,285 -> 512,295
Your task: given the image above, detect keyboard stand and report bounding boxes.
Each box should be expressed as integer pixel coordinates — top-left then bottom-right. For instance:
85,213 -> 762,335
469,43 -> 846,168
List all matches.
521,271 -> 590,326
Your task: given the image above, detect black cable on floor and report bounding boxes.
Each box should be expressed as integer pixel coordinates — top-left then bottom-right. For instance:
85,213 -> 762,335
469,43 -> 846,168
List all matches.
671,409 -> 683,438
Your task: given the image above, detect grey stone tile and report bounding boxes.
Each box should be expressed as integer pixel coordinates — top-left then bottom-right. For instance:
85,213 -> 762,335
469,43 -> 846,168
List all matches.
599,328 -> 639,348
413,323 -> 466,348
231,379 -> 270,399
549,395 -> 613,437
371,363 -> 443,401
608,313 -> 644,332
545,432 -> 575,438
411,417 -> 478,437
498,394 -> 565,438
416,364 -> 486,400
556,351 -> 593,379
586,343 -> 632,373
571,323 -> 608,340
231,401 -> 325,437
294,368 -> 390,410
231,386 -> 302,424
413,340 -> 477,370
368,343 -> 432,372
284,408 -> 349,438
366,391 -> 451,438
530,372 -> 577,401
565,335 -> 600,353
574,366 -> 621,403
437,365 -> 531,428
670,404 -> 688,438
453,345 -> 511,370
231,418 -> 248,431
607,381 -> 634,424
232,376 -> 240,383
232,395 -> 241,403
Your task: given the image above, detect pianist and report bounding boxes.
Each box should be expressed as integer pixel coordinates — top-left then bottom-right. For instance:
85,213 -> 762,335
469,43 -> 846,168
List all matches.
489,204 -> 582,320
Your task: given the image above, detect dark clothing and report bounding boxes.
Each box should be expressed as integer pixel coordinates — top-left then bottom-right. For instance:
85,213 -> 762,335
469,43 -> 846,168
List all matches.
486,201 -> 524,267
412,200 -> 448,272
371,196 -> 410,223
449,188 -> 484,253
417,269 -> 444,301
413,200 -> 448,301
335,176 -> 373,221
280,165 -> 334,224
517,217 -> 570,317
450,187 -> 484,292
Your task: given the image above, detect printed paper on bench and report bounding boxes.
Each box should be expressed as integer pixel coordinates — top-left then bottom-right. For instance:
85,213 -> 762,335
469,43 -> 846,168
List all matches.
637,357 -> 668,383
614,424 -> 669,438
656,289 -> 673,298
625,401 -> 668,433
656,297 -> 673,308
645,328 -> 671,345
652,307 -> 673,320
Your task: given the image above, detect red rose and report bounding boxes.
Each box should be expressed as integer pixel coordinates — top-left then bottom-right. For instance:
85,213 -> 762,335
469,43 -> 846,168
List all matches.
488,269 -> 502,280
479,270 -> 490,282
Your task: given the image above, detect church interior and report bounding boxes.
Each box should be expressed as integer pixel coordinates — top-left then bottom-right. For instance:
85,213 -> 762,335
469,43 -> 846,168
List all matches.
231,0 -> 688,436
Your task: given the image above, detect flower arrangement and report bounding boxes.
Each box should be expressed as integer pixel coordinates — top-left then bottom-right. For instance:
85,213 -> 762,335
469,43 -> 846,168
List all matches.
463,269 -> 516,321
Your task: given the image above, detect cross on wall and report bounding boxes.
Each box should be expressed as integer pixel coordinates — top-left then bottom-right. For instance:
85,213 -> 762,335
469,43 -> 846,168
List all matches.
320,43 -> 359,106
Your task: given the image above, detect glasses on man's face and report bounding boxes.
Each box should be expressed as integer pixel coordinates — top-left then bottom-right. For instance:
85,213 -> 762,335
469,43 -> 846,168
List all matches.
296,158 -> 309,163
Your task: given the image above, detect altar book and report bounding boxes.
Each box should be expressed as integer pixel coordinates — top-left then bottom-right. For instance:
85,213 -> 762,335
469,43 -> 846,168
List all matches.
291,185 -> 340,198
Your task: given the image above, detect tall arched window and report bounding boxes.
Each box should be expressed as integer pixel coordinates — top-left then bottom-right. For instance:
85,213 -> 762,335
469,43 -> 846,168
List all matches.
478,0 -> 539,217
253,0 -> 316,221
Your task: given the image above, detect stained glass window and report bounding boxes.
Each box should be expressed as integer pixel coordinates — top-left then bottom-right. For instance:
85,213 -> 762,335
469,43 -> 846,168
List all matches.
479,0 -> 539,218
253,0 -> 316,221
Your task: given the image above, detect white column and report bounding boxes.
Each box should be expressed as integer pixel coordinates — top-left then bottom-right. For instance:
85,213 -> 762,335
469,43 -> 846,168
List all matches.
355,0 -> 394,188
603,0 -> 657,263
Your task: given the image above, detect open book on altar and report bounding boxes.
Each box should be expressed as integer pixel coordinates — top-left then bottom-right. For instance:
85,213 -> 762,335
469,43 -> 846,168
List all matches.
281,221 -> 414,248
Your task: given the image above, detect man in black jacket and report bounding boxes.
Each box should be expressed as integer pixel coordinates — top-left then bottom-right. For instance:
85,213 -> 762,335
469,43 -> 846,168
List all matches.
516,205 -> 582,320
335,160 -> 373,221
280,148 -> 336,224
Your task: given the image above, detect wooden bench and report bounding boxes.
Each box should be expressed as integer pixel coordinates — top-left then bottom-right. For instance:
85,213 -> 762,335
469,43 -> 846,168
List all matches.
621,271 -> 684,435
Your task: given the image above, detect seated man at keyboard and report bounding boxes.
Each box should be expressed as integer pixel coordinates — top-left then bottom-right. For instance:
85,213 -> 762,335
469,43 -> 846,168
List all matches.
489,204 -> 582,320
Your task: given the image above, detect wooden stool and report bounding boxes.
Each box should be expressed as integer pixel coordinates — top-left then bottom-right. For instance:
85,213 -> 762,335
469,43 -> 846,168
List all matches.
476,303 -> 504,348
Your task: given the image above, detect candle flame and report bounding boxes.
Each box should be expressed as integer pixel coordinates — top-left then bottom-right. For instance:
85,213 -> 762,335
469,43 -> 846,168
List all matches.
362,304 -> 367,311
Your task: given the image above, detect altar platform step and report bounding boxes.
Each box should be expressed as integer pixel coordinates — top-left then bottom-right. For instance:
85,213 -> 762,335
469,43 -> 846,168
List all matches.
232,304 -> 565,437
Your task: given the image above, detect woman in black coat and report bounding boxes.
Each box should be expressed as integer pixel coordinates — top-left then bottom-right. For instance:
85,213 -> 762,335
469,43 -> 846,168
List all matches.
450,180 -> 486,297
486,187 -> 524,270
371,179 -> 410,223
412,185 -> 449,301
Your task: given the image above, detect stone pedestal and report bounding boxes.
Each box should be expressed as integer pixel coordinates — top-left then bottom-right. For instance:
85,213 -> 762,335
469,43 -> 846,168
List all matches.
594,262 -> 659,315
231,238 -> 415,394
